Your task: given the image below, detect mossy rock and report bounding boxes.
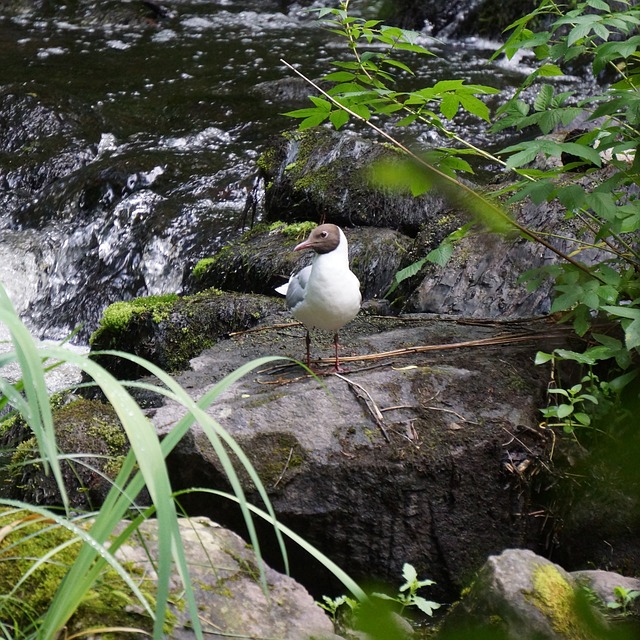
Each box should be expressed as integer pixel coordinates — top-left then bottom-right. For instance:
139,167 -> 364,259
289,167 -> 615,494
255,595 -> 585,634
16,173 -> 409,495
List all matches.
89,288 -> 285,380
259,128 -> 461,236
440,549 -> 609,640
187,220 -> 416,303
187,221 -> 317,295
0,506 -> 165,636
0,396 -> 134,510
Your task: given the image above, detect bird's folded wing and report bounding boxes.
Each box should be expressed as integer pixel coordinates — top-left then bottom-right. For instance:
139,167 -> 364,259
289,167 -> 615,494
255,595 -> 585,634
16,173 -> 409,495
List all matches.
284,265 -> 312,311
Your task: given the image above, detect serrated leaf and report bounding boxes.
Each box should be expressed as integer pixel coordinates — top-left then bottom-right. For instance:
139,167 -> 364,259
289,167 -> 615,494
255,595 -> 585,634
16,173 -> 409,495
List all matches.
573,309 -> 592,337
283,107 -> 325,118
537,63 -> 564,77
440,93 -> 460,120
426,242 -> 454,267
557,184 -> 586,210
558,142 -> 602,166
396,113 -> 418,126
309,96 -> 332,111
459,94 -> 491,121
505,146 -> 540,170
432,79 -> 465,92
329,109 -> 349,129
534,84 -> 554,111
394,42 -> 435,55
349,103 -> 371,120
551,289 -> 582,312
298,113 -> 329,130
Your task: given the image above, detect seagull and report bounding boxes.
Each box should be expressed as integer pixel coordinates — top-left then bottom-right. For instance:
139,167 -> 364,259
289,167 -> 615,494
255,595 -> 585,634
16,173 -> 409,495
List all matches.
276,223 -> 361,372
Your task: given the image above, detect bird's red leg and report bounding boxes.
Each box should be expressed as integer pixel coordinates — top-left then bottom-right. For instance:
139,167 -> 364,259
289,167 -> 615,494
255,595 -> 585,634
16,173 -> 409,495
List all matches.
333,332 -> 345,373
305,330 -> 312,369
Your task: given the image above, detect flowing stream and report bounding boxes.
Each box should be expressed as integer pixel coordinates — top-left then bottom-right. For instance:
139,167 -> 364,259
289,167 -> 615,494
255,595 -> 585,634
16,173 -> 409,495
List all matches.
0,1 -> 586,348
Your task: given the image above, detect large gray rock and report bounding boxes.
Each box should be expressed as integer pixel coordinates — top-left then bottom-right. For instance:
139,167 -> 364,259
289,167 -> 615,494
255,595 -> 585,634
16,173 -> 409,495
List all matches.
146,312 -> 577,600
114,516 -> 340,640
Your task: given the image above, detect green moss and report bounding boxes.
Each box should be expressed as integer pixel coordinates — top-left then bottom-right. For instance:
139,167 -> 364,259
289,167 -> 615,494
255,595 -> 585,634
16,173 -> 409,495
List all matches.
527,564 -> 594,640
256,146 -> 279,174
161,323 -> 214,372
11,436 -> 39,472
192,257 -> 216,280
90,293 -> 179,345
0,507 -> 174,634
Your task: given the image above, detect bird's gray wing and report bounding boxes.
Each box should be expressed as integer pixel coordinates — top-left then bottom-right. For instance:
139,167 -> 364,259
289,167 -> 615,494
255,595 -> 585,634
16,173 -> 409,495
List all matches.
285,265 -> 312,311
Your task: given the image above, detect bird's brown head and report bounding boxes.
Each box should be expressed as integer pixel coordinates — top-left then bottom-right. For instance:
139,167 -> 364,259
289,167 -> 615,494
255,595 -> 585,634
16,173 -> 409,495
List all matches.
293,224 -> 341,254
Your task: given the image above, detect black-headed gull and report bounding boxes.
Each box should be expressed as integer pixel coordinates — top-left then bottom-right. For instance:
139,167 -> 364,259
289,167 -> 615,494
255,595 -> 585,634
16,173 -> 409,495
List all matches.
276,224 -> 361,372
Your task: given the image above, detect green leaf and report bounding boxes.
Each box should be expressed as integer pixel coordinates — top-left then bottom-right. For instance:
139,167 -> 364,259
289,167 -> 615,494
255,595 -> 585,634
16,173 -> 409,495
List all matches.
440,93 -> 460,120
299,113 -> 329,129
426,242 -> 454,267
505,145 -> 540,169
323,71 -> 356,82
349,103 -> 371,120
574,412 -> 591,426
557,184 -> 586,210
402,563 -> 418,586
329,109 -> 350,129
556,404 -> 574,418
586,0 -> 610,9
534,84 -> 554,111
309,95 -> 332,111
413,596 -> 441,616
557,142 -> 602,166
535,351 -> 554,365
459,94 -> 491,121
537,63 -> 564,77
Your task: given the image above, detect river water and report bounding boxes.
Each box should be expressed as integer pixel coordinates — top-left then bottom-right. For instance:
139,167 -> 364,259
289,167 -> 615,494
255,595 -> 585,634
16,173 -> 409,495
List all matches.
0,0 -> 560,347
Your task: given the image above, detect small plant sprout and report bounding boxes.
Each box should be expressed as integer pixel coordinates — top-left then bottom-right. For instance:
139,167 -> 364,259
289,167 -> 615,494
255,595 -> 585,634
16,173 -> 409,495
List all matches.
373,563 -> 441,617
317,594 -> 359,624
607,586 -> 640,614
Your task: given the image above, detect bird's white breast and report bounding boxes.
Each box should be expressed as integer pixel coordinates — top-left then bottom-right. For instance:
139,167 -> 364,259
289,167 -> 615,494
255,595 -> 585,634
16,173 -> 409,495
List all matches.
289,251 -> 361,331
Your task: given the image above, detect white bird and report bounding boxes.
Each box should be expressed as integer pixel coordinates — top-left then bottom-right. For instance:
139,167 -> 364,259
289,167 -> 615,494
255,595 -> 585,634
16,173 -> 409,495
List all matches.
276,223 -> 361,372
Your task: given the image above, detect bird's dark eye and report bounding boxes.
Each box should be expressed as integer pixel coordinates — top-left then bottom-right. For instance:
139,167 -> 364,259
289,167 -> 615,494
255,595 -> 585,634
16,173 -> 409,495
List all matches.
321,231 -> 328,238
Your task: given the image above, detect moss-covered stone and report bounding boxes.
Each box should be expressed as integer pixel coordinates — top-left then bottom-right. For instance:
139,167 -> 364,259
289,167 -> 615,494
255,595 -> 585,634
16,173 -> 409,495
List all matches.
1,396 -> 132,510
90,293 -> 179,346
526,564 -> 594,640
0,507 -> 171,635
88,288 -> 283,380
190,221 -> 316,290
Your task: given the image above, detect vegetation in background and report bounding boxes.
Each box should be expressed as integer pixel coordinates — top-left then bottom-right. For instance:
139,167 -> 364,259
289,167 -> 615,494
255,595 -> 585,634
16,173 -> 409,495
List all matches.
284,0 -> 640,438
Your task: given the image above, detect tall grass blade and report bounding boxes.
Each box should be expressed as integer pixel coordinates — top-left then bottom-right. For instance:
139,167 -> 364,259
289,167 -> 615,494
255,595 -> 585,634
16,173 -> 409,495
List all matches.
0,287 -> 69,512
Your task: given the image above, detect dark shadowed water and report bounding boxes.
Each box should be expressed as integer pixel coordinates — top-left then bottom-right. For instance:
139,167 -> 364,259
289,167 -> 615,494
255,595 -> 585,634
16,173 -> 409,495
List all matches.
0,1 -> 579,343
